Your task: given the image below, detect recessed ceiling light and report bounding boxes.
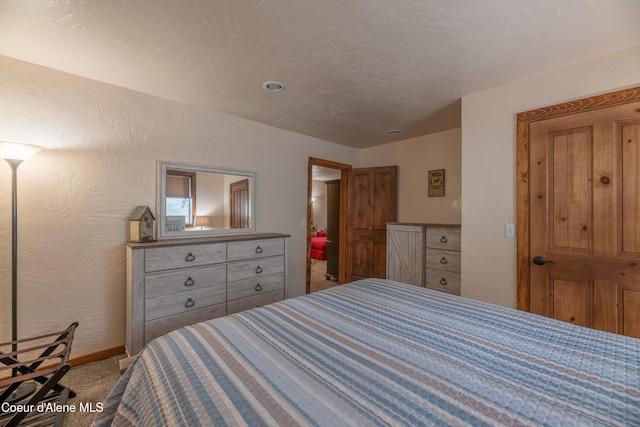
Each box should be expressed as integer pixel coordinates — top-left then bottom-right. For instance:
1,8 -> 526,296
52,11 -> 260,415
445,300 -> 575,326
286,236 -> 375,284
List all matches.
263,81 -> 285,92
388,129 -> 401,135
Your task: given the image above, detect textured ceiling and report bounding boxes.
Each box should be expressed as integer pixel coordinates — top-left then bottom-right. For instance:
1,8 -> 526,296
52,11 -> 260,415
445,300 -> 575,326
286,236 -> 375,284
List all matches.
1,1 -> 640,148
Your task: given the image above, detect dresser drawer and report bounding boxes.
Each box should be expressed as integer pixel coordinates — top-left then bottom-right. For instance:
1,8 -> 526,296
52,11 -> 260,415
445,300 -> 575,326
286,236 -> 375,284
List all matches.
227,238 -> 284,262
145,284 -> 226,321
145,265 -> 226,299
426,227 -> 461,251
426,249 -> 461,273
226,289 -> 284,315
145,303 -> 226,343
425,270 -> 461,295
227,274 -> 284,302
145,243 -> 226,272
227,256 -> 284,282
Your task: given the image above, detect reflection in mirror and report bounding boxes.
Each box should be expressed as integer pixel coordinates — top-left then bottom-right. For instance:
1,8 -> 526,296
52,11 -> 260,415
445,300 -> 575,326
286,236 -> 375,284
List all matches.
158,161 -> 255,239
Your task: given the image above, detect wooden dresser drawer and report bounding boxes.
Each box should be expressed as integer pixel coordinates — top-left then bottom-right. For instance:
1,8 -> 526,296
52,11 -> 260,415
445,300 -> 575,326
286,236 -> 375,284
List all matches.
145,243 -> 226,272
145,284 -> 226,321
426,227 -> 461,251
227,238 -> 284,262
425,270 -> 461,295
426,249 -> 461,273
227,256 -> 284,282
145,303 -> 226,343
227,274 -> 284,302
145,265 -> 226,299
227,289 -> 284,315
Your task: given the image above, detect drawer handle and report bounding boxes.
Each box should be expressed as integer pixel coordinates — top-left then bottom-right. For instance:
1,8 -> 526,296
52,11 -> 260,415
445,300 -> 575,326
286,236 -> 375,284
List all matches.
255,283 -> 263,292
185,252 -> 196,262
185,298 -> 195,308
255,246 -> 263,254
255,266 -> 263,274
440,236 -> 448,243
439,278 -> 448,286
184,277 -> 195,287
440,257 -> 448,265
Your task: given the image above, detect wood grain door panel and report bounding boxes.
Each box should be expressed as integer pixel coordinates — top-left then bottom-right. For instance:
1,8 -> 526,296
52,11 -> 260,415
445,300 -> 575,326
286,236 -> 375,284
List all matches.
372,241 -> 387,279
619,283 -> 640,338
350,171 -> 371,231
548,127 -> 592,254
351,240 -> 370,280
373,170 -> 397,232
620,120 -> 640,256
551,276 -> 593,328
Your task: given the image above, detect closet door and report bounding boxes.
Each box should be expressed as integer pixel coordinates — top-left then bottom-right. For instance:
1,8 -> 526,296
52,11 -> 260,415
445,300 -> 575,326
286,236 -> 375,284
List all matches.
527,100 -> 640,337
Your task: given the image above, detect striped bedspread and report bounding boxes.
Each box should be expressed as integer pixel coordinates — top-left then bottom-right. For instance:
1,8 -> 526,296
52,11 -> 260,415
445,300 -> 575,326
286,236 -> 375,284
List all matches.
93,279 -> 640,426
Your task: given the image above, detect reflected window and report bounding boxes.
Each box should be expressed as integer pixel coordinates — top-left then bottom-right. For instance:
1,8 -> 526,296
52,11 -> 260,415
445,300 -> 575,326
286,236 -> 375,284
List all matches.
165,170 -> 196,226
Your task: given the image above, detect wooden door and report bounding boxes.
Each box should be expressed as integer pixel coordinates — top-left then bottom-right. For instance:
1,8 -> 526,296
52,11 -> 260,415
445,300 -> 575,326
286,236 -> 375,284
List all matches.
230,179 -> 249,228
344,166 -> 398,283
523,97 -> 640,337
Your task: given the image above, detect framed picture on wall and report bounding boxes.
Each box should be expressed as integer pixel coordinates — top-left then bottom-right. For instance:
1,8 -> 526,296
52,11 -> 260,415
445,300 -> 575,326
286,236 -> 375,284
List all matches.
428,169 -> 445,197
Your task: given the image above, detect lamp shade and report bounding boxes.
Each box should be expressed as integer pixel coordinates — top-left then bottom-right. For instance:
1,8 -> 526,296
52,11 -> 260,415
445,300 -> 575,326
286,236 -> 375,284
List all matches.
194,215 -> 210,227
0,141 -> 44,161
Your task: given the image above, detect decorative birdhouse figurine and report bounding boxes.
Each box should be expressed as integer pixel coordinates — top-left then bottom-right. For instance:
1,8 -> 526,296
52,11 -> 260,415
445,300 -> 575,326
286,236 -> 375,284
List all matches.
129,206 -> 155,242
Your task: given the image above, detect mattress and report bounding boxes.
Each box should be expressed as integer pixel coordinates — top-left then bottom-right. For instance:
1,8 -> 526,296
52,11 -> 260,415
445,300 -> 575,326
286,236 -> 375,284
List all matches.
93,278 -> 640,426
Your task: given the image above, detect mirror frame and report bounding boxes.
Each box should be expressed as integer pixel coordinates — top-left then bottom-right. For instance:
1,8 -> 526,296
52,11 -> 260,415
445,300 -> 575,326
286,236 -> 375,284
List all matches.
157,160 -> 256,239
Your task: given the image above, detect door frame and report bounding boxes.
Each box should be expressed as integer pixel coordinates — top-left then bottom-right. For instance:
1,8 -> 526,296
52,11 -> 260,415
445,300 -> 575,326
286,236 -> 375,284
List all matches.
516,86 -> 640,311
306,157 -> 352,293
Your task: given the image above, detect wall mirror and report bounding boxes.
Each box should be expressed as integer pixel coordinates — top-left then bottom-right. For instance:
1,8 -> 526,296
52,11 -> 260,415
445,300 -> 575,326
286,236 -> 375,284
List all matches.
157,161 -> 255,239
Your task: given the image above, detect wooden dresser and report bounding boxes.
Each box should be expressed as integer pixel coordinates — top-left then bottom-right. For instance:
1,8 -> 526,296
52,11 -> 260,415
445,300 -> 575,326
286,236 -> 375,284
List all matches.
126,233 -> 290,355
386,223 -> 461,295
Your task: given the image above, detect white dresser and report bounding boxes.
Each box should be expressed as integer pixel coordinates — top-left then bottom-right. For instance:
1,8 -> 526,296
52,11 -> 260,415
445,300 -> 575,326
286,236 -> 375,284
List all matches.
387,223 -> 461,295
126,233 -> 290,355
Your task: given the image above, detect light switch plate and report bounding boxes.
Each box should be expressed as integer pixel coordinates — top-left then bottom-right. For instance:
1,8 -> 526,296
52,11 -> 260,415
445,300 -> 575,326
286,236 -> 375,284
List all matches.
505,223 -> 516,238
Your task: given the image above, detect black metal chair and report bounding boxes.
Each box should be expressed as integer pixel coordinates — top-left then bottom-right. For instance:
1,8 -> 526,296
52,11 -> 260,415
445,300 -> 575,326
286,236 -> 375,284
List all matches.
0,322 -> 78,427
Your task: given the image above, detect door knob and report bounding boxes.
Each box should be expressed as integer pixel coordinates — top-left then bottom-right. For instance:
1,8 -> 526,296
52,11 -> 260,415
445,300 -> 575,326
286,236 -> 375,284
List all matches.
533,256 -> 552,265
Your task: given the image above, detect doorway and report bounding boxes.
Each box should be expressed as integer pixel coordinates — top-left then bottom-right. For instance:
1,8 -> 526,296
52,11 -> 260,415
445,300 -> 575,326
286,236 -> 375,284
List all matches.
306,158 -> 351,294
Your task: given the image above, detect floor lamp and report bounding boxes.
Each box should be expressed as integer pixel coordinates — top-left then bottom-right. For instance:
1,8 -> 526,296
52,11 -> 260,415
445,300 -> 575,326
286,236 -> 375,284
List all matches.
0,141 -> 44,401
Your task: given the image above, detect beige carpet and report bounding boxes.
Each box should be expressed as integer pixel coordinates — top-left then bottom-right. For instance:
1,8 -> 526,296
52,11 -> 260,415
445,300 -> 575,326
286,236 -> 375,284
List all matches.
62,354 -> 124,426
310,259 -> 338,293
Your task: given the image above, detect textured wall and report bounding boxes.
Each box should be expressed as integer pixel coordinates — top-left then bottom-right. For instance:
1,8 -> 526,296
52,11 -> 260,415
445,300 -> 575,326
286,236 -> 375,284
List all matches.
359,128 -> 462,224
461,44 -> 640,308
0,55 -> 358,357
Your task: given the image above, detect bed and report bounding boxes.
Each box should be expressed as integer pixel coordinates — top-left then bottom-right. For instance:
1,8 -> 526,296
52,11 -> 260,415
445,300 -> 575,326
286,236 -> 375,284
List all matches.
93,278 -> 640,426
310,231 -> 327,260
